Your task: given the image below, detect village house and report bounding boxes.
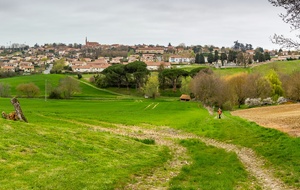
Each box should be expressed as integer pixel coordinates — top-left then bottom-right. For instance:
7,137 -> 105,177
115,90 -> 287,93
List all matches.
19,62 -> 34,73
110,57 -> 123,64
69,61 -> 86,67
128,55 -> 139,63
136,47 -> 164,54
2,66 -> 15,72
145,61 -> 171,70
72,63 -> 110,73
169,55 -> 193,64
141,54 -> 156,62
92,58 -> 108,65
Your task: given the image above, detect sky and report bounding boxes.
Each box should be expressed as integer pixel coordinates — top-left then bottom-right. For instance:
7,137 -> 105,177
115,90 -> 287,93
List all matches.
0,0 -> 297,50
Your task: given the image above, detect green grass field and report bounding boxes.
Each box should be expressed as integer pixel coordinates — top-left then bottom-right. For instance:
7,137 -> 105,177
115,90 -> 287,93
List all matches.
0,61 -> 300,189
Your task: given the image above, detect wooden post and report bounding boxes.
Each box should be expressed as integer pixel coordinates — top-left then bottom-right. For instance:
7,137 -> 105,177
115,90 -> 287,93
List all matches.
10,97 -> 28,123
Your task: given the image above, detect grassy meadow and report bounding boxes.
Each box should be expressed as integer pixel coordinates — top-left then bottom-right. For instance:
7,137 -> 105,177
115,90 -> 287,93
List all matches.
1,60 -> 300,189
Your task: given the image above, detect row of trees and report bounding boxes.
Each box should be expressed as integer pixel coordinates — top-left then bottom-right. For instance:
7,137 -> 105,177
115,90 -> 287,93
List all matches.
194,48 -> 271,65
92,61 -> 209,93
191,69 -> 300,110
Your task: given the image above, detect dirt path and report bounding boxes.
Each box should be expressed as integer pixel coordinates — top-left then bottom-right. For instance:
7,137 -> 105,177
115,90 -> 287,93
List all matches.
39,115 -> 293,190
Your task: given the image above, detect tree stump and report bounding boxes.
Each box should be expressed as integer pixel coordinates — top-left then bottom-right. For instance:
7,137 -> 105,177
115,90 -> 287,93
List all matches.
10,97 -> 28,123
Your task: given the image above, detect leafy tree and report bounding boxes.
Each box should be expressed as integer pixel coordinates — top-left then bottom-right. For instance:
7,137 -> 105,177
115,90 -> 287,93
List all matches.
266,69 -> 284,100
255,47 -> 264,53
51,58 -> 65,74
16,83 -> 40,98
244,73 -> 272,99
236,52 -> 245,66
233,41 -> 253,51
195,53 -> 201,64
192,45 -> 202,54
214,50 -> 219,63
143,75 -> 160,99
102,64 -> 127,88
94,74 -> 108,88
0,83 -> 11,97
207,53 -> 214,64
195,53 -> 205,64
282,71 -> 300,101
58,77 -> 81,99
254,51 -> 266,62
162,69 -> 189,92
258,53 -> 266,62
269,0 -> 300,49
158,64 -> 166,89
226,73 -> 248,108
220,53 -> 227,66
125,61 -> 150,89
264,52 -> 271,61
190,67 -> 213,77
180,77 -> 192,95
227,50 -> 237,63
199,53 -> 205,64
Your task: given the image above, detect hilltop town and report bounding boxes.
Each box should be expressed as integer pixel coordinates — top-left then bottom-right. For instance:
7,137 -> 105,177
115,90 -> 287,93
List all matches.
0,38 -> 299,75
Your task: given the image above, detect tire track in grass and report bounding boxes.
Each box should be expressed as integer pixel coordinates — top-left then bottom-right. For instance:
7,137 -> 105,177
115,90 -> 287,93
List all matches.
144,103 -> 154,110
37,114 -> 294,190
152,103 -> 159,109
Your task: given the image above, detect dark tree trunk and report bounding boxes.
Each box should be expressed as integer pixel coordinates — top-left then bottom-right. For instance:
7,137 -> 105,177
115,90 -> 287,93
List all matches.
10,97 -> 28,123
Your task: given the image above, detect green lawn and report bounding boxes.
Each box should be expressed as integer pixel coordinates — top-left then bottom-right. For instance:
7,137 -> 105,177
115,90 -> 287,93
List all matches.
251,60 -> 300,74
0,65 -> 300,189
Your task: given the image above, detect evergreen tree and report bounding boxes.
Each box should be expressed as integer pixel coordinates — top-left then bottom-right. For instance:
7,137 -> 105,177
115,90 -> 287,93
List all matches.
199,53 -> 205,64
214,50 -> 219,63
207,53 -> 214,64
227,50 -> 237,63
220,53 -> 227,66
195,53 -> 200,64
264,52 -> 271,61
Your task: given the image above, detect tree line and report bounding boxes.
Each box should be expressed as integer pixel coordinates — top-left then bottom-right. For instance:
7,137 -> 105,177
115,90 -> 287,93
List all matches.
194,47 -> 271,66
191,69 -> 300,110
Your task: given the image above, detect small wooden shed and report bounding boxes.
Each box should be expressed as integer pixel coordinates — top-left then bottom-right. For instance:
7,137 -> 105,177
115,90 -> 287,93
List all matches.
180,94 -> 191,101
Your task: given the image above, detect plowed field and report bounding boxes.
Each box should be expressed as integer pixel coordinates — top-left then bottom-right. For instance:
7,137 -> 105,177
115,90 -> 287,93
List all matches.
231,104 -> 300,137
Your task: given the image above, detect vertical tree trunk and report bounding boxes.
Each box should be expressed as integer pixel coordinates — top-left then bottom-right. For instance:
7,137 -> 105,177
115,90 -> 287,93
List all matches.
10,97 -> 28,123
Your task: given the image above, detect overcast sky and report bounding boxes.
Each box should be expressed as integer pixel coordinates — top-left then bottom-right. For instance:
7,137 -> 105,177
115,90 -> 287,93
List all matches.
0,0 -> 296,50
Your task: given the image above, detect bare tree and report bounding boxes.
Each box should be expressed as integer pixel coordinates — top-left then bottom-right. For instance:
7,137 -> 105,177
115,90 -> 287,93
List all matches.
58,77 -> 81,99
244,73 -> 272,99
226,73 -> 248,108
282,71 -> 300,101
269,0 -> 300,49
191,72 -> 224,107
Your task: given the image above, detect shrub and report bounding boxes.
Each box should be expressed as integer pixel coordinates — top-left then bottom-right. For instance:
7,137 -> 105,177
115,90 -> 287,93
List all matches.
245,98 -> 262,107
262,97 -> 274,105
48,88 -> 62,99
16,83 -> 40,98
277,97 -> 288,104
0,83 -> 11,97
222,101 -> 234,111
